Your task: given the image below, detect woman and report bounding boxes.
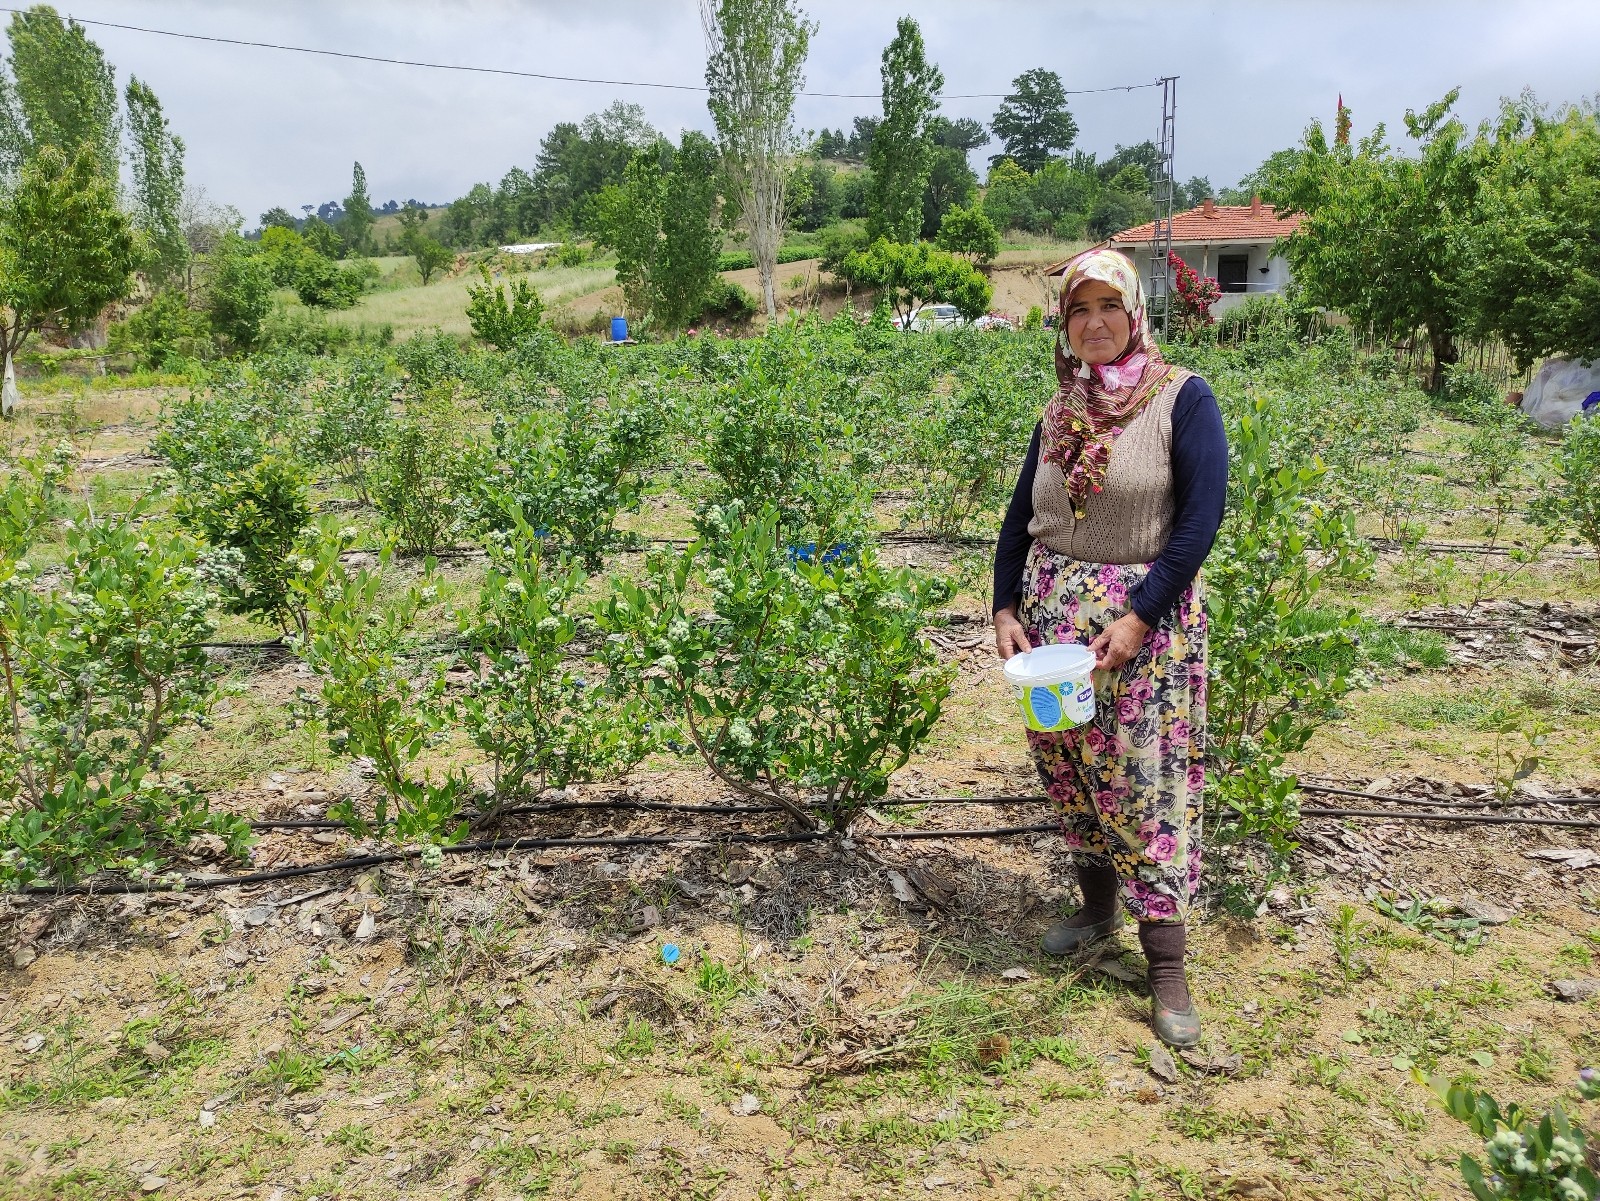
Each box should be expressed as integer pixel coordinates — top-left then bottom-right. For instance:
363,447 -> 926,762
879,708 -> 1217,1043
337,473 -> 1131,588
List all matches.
992,248 -> 1228,1049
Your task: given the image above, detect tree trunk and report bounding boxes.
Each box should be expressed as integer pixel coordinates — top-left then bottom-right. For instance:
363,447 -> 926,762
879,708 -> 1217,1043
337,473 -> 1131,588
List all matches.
1427,323 -> 1458,393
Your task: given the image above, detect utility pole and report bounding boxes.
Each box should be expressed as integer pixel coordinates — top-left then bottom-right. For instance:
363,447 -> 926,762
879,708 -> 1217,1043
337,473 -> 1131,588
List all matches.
1148,76 -> 1178,339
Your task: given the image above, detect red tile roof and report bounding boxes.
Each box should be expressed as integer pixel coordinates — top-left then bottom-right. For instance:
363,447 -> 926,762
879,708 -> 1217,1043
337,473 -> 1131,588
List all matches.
1111,200 -> 1301,246
1046,199 -> 1302,274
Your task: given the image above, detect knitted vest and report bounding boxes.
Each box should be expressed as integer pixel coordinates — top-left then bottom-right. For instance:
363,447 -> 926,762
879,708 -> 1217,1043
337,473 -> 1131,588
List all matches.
1027,369 -> 1193,564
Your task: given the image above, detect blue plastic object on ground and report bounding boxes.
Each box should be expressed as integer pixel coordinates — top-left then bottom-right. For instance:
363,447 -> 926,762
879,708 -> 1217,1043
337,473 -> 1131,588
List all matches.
785,541 -> 856,568
660,943 -> 681,965
610,316 -> 629,342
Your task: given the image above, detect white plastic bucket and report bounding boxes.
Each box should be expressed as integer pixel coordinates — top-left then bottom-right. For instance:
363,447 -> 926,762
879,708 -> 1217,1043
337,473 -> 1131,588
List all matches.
1002,643 -> 1097,733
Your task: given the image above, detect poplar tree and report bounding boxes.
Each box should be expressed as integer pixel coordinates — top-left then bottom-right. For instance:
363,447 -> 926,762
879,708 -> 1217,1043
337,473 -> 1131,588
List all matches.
701,0 -> 815,318
344,161 -> 375,255
124,77 -> 187,285
3,5 -> 118,176
866,18 -> 943,245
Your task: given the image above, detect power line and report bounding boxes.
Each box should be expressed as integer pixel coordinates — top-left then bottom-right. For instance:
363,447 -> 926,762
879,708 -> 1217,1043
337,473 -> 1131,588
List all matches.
23,8 -> 1165,101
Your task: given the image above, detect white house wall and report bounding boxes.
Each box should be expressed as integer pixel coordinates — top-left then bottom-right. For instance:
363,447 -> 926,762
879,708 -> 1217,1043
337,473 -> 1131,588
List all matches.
1122,242 -> 1292,314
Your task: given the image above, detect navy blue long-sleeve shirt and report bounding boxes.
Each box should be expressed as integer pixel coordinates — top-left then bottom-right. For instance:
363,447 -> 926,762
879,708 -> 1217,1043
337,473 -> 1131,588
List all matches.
992,375 -> 1229,626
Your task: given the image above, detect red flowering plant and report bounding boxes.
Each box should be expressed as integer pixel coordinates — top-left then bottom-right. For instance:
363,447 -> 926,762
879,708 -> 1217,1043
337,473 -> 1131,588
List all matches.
1168,251 -> 1221,338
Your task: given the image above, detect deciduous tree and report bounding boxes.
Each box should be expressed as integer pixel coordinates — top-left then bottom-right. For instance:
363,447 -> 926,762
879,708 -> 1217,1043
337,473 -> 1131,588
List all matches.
934,204 -> 998,266
866,17 -> 942,245
656,131 -> 722,331
0,146 -> 134,416
3,5 -> 118,177
837,238 -> 991,326
702,0 -> 815,318
1275,91 -> 1478,389
124,76 -> 187,285
989,68 -> 1077,172
1457,96 -> 1600,367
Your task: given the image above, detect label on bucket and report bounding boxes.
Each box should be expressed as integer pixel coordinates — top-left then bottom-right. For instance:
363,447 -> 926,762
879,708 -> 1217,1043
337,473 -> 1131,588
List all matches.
1014,679 -> 1096,731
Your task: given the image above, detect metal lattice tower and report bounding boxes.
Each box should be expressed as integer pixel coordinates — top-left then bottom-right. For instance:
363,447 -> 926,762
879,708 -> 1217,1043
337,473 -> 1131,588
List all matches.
1148,76 -> 1179,339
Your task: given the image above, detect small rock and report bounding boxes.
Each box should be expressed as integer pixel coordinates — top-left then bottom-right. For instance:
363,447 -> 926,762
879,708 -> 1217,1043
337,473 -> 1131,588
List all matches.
886,871 -> 920,906
16,1033 -> 45,1054
1180,1049 -> 1243,1075
139,1175 -> 167,1193
197,1109 -> 216,1129
729,1093 -> 761,1117
1000,967 -> 1031,981
12,947 -> 36,969
296,1112 -> 317,1132
354,912 -> 377,941
1551,978 -> 1600,1003
751,862 -> 786,890
242,905 -> 272,928
632,905 -> 662,932
1146,1043 -> 1180,1083
723,860 -> 757,886
142,1041 -> 172,1065
1527,848 -> 1600,870
1458,898 -> 1514,925
494,994 -> 518,1011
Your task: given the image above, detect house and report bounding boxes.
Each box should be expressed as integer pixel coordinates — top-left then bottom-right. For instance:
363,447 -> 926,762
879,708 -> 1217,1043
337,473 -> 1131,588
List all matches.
1049,197 -> 1302,316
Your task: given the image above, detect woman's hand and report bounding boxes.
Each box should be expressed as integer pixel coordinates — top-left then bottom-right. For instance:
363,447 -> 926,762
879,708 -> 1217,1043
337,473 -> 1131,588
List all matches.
1089,612 -> 1150,672
994,606 -> 1032,660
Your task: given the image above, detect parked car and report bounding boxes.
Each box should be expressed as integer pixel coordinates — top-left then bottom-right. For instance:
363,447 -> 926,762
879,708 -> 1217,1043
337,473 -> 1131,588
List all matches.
973,313 -> 1015,331
891,303 -> 966,332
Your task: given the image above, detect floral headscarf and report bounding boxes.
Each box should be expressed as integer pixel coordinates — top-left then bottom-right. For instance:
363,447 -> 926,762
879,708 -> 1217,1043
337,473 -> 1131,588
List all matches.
1042,248 -> 1176,518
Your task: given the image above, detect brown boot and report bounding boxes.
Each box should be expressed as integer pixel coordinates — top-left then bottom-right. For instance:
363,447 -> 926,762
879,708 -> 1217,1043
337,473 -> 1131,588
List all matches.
1041,859 -> 1124,955
1139,921 -> 1201,1048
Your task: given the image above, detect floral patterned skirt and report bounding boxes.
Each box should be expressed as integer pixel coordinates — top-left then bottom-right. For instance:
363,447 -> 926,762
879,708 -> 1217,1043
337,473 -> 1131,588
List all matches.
1019,541 -> 1207,924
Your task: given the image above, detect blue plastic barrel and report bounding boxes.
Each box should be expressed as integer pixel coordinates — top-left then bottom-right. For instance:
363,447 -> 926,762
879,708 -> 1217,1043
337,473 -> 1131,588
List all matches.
610,316 -> 629,342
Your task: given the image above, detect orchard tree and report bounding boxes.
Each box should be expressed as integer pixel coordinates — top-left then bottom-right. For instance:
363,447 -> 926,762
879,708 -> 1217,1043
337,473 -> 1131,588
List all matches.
0,146 -> 135,415
1458,96 -> 1600,368
837,238 -> 991,327
343,161 -> 375,255
935,203 -> 998,266
702,0 -> 815,318
866,17 -> 942,245
989,69 -> 1077,172
1275,91 -> 1479,390
124,76 -> 187,285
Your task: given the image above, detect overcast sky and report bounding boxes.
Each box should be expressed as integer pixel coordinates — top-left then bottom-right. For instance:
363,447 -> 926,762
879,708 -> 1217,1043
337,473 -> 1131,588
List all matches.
54,0 -> 1600,223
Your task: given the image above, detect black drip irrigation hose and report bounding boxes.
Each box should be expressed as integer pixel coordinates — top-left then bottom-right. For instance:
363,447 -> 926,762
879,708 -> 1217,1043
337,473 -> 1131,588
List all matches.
1299,807 -> 1600,829
25,784 -> 1600,899
1296,781 -> 1600,810
21,822 -> 1065,897
247,793 -> 1058,833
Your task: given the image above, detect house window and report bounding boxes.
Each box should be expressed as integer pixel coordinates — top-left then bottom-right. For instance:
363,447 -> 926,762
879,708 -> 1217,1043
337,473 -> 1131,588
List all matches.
1217,254 -> 1249,293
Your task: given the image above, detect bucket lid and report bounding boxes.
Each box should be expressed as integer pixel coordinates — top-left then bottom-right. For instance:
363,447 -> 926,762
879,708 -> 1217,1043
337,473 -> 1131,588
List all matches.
1002,642 -> 1096,686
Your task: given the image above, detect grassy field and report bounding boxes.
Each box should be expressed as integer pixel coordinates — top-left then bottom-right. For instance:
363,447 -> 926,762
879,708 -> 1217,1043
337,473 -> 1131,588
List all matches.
327,255 -> 623,340
1,339 -> 1598,1199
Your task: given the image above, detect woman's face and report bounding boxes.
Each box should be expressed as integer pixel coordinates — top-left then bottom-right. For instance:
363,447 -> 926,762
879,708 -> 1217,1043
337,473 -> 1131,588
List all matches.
1064,279 -> 1133,366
